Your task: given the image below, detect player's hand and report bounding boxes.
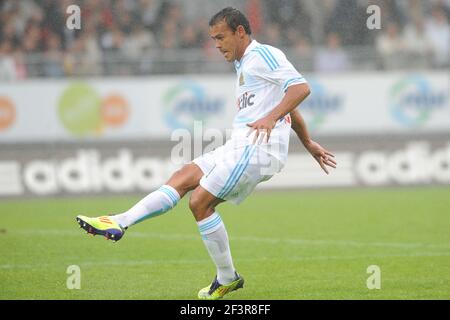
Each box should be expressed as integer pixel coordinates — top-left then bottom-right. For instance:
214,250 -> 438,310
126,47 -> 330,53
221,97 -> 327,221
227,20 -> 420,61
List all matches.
246,116 -> 277,144
305,140 -> 337,174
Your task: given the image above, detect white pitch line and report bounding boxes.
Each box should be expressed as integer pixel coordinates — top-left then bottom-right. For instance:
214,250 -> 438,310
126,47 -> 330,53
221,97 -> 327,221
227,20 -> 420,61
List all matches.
6,229 -> 450,250
1,251 -> 450,270
231,235 -> 450,249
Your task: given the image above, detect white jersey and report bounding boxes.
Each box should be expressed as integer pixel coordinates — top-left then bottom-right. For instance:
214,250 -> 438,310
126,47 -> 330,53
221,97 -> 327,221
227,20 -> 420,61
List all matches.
231,40 -> 307,165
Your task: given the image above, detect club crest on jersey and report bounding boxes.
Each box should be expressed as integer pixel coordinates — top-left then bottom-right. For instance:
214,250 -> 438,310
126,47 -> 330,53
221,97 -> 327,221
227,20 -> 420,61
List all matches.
237,91 -> 255,110
239,73 -> 245,86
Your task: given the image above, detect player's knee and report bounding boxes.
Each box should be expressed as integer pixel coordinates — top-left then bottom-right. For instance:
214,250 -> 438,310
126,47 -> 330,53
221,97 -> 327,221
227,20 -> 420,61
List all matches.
188,192 -> 203,214
189,192 -> 217,221
169,168 -> 184,183
167,165 -> 200,196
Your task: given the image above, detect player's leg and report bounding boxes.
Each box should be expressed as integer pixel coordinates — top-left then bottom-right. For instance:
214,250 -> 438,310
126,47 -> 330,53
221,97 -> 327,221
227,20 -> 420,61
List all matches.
191,145 -> 280,298
189,186 -> 244,300
111,163 -> 202,227
76,163 -> 203,240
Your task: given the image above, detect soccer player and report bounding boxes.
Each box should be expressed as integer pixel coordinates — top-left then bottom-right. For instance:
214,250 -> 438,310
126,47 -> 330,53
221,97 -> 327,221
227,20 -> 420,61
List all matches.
76,7 -> 336,300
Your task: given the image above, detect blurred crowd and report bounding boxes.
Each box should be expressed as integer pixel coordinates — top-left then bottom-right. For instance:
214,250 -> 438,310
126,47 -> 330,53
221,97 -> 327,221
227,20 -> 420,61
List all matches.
0,0 -> 449,79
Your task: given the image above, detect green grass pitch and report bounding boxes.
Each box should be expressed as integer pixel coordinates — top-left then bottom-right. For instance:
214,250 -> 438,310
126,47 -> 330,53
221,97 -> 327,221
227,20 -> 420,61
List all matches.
1,187 -> 449,300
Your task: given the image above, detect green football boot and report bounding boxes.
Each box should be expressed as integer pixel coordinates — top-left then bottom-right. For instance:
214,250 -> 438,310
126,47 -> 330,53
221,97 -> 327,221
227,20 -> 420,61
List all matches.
76,215 -> 125,242
198,273 -> 244,300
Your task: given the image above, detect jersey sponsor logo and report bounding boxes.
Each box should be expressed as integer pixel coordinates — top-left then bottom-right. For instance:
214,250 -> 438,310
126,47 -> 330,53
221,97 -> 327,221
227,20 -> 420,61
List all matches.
237,92 -> 255,111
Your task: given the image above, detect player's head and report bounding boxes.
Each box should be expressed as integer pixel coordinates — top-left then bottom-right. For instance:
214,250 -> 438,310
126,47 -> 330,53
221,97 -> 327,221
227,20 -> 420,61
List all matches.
209,7 -> 252,62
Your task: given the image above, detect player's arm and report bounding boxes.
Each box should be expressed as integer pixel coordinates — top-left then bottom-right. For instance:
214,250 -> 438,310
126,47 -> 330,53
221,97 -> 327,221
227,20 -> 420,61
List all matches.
290,109 -> 337,174
247,83 -> 310,142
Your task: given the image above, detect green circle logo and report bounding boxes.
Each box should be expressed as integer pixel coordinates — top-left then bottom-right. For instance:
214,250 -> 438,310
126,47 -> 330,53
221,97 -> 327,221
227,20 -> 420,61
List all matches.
58,83 -> 102,135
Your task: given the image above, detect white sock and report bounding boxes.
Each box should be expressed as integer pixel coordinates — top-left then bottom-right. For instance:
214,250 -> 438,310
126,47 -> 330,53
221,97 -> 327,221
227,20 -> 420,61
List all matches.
198,212 -> 236,285
112,185 -> 180,228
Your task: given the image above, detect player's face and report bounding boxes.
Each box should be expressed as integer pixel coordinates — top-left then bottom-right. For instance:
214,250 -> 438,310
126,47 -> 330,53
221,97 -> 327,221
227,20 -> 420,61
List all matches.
209,21 -> 240,62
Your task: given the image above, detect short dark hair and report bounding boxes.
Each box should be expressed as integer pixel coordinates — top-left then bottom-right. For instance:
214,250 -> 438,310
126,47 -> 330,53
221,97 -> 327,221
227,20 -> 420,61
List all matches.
209,7 -> 252,35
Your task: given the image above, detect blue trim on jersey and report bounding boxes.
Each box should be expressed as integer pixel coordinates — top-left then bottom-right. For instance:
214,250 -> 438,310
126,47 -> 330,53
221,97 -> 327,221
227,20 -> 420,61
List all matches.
283,77 -> 305,92
234,117 -> 255,124
217,145 -> 251,199
252,48 -> 276,71
252,46 -> 280,71
284,77 -> 305,87
260,46 -> 279,69
199,215 -> 222,233
217,146 -> 251,198
221,146 -> 257,199
257,47 -> 277,70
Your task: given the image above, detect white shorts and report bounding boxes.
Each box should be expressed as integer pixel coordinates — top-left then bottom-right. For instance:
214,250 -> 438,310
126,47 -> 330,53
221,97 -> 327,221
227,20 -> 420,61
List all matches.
192,139 -> 284,204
